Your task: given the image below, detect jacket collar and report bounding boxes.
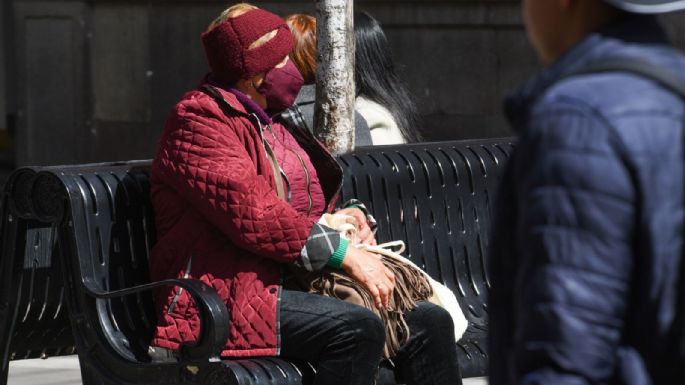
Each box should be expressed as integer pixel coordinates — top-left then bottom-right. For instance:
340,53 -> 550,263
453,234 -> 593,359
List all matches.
203,74 -> 272,125
504,15 -> 669,132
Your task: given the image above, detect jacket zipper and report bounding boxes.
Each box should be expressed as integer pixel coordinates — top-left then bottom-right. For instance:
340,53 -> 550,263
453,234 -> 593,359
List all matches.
283,120 -> 342,214
251,114 -> 293,202
202,87 -> 336,212
168,254 -> 193,315
266,124 -> 314,217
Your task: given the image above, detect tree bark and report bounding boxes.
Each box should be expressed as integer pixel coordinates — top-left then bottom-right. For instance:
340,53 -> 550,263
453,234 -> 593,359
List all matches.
314,0 -> 354,155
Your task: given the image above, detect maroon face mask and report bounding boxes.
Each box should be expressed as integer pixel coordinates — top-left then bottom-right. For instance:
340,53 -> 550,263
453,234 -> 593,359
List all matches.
258,59 -> 305,114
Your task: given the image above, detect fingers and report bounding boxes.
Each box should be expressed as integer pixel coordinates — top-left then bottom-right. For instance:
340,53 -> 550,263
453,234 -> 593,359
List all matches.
384,268 -> 396,287
337,208 -> 377,246
344,216 -> 358,228
339,208 -> 369,231
370,268 -> 395,310
342,247 -> 394,310
349,210 -> 368,229
355,219 -> 375,245
365,277 -> 383,309
335,208 -> 364,223
376,281 -> 390,309
381,268 -> 395,307
358,226 -> 375,245
369,279 -> 391,309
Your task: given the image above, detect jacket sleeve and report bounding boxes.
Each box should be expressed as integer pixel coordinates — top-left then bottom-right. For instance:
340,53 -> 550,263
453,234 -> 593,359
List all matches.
154,99 -> 340,271
509,103 -> 636,385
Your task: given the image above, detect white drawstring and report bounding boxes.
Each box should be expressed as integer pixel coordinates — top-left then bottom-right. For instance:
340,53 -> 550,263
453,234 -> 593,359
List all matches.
319,212 -> 469,342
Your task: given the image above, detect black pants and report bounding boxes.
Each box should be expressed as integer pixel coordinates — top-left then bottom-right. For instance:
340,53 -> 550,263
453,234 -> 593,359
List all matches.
279,289 -> 463,385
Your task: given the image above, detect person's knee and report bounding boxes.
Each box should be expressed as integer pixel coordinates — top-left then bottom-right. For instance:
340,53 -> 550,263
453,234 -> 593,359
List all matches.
429,304 -> 454,329
409,302 -> 455,338
336,305 -> 385,351
343,305 -> 385,346
315,306 -> 385,384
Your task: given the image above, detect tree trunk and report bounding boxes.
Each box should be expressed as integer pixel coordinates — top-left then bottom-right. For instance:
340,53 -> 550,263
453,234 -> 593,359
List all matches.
314,0 -> 354,155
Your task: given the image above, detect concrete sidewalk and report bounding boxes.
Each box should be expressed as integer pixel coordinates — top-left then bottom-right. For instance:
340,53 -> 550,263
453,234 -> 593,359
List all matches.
8,356 -> 82,385
8,355 -> 487,385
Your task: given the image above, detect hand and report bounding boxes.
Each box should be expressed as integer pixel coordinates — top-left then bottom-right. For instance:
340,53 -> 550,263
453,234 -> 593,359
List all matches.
336,207 -> 376,246
341,246 -> 395,309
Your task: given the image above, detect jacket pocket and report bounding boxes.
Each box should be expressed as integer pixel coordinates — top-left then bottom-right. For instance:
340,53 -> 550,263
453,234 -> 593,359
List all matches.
167,253 -> 194,315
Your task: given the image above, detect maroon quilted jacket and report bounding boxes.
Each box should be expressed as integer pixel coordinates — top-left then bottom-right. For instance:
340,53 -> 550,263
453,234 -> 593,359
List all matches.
149,82 -> 343,357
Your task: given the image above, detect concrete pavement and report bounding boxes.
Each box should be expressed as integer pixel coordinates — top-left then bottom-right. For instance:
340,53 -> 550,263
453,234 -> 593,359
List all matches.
8,355 -> 488,385
8,356 -> 82,385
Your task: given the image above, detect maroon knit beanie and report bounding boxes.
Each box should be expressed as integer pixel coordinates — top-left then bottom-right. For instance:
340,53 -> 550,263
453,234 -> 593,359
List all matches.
201,8 -> 294,85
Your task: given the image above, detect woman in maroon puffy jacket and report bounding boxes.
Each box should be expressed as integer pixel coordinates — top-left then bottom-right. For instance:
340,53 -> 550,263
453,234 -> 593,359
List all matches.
148,3 -> 461,384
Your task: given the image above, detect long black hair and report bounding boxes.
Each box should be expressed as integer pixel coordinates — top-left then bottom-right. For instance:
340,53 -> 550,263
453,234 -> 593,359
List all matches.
354,11 -> 422,142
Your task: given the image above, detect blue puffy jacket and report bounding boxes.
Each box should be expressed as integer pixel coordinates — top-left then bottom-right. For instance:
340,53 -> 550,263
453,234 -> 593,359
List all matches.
489,15 -> 685,385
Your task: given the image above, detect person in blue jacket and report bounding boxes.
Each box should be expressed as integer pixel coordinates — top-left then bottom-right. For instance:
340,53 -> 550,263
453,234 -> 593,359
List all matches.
489,1 -> 685,384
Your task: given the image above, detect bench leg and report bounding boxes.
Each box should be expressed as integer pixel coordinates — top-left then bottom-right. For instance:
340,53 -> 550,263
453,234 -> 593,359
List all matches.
0,361 -> 7,385
79,358 -> 104,385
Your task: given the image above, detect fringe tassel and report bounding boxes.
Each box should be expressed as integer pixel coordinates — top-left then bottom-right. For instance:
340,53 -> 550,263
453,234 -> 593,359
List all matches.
307,255 -> 433,359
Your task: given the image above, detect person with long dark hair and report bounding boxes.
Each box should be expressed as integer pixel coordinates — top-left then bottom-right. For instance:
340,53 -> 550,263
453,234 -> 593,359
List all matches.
354,11 -> 422,144
280,13 -> 372,148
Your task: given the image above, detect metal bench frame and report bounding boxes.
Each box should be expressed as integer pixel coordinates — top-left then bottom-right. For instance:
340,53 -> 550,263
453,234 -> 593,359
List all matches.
0,138 -> 514,384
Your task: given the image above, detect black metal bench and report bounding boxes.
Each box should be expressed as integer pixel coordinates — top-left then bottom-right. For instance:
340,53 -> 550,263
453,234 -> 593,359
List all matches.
0,138 -> 514,384
0,166 -> 79,385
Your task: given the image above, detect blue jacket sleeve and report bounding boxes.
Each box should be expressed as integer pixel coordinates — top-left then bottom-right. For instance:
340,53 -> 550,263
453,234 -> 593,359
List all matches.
508,103 -> 636,385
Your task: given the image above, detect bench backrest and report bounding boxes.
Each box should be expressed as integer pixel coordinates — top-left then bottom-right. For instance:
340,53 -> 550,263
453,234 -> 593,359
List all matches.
339,138 -> 514,327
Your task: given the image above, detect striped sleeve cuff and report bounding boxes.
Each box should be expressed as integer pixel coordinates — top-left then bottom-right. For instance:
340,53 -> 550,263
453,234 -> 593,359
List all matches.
297,223 -> 342,272
327,238 -> 348,269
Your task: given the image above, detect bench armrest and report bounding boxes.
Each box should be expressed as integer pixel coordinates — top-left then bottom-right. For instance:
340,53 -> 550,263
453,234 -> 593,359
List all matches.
83,278 -> 230,362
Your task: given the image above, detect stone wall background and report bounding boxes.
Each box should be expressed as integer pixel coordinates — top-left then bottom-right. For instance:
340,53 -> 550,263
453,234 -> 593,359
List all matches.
1,0 -> 684,165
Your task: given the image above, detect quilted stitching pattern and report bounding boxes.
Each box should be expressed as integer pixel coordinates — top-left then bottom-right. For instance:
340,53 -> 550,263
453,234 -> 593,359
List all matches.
157,91 -> 312,260
148,86 -> 339,356
263,122 -> 326,221
227,272 -> 278,350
